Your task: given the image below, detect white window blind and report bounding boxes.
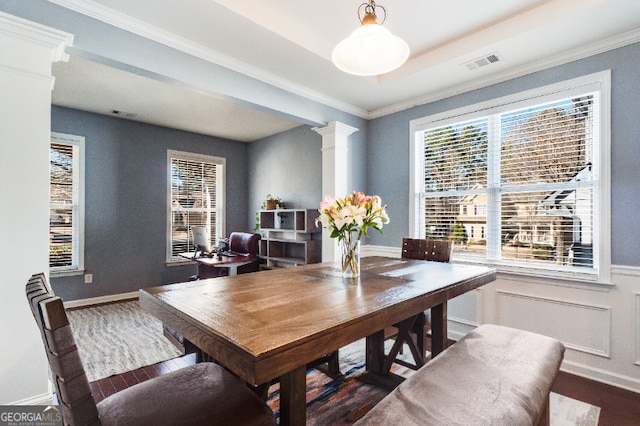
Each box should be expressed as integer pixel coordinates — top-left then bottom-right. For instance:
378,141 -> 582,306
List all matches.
498,96 -> 595,268
168,150 -> 224,261
50,133 -> 84,272
411,72 -> 610,280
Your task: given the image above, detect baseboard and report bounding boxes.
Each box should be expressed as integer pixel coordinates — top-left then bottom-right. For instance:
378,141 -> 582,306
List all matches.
447,316 -> 479,341
64,291 -> 139,309
11,392 -> 52,406
561,359 -> 640,394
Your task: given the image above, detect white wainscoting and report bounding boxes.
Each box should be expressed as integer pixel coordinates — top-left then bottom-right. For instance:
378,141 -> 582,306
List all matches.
495,290 -> 611,358
364,244 -> 640,393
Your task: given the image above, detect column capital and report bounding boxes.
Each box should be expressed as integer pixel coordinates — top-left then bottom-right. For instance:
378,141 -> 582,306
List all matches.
0,11 -> 73,64
312,121 -> 359,139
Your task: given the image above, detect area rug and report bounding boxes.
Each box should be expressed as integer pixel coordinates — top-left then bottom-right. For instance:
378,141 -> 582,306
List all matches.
67,300 -> 182,382
69,301 -> 600,425
266,340 -> 601,425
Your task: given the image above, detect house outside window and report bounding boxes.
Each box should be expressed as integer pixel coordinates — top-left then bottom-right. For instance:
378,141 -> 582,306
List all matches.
50,132 -> 85,274
167,150 -> 225,262
410,71 -> 610,282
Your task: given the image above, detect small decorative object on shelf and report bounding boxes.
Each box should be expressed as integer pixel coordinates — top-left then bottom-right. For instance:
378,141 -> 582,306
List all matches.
264,194 -> 284,210
316,191 -> 389,278
255,195 -> 286,232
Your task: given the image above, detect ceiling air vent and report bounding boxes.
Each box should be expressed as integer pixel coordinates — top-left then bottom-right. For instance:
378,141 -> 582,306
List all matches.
111,110 -> 138,118
463,53 -> 501,71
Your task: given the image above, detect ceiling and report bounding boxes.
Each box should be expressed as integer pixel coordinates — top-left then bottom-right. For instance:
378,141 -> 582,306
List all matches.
50,0 -> 640,142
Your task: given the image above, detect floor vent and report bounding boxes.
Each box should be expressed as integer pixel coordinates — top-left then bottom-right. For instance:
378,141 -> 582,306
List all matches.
464,53 -> 501,70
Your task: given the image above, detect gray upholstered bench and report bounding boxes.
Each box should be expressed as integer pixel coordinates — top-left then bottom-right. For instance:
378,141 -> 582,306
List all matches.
356,324 -> 565,426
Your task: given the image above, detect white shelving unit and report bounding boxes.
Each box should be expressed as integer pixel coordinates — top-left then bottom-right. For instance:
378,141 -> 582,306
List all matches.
259,209 -> 321,268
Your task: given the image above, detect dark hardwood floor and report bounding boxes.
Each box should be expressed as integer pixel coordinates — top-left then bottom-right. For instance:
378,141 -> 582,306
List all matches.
89,353 -> 198,403
90,353 -> 640,425
551,371 -> 640,425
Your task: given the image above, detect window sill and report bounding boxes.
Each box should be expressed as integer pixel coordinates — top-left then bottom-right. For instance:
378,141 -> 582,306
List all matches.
454,258 -> 613,290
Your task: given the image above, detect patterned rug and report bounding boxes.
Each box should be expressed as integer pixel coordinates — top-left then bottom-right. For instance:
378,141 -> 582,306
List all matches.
266,339 -> 398,424
266,340 -> 601,425
69,301 -> 600,425
67,300 -> 182,382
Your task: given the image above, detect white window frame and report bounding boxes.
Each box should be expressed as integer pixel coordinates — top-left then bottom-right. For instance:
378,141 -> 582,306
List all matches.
50,132 -> 85,276
410,71 -> 611,284
166,150 -> 226,263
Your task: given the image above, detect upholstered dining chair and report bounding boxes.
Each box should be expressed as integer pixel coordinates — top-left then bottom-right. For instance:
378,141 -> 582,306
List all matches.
401,238 -> 453,264
26,273 -> 275,426
385,238 -> 454,369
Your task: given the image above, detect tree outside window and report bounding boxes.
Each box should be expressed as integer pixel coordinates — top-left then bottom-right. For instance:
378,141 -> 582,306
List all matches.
412,76 -> 606,278
167,150 -> 224,261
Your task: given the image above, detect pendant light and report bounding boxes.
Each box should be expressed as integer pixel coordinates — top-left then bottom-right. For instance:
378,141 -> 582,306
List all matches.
332,1 -> 410,76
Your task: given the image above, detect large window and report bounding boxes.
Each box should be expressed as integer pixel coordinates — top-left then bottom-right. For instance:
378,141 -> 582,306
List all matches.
167,150 -> 225,262
50,132 -> 85,274
410,71 -> 610,282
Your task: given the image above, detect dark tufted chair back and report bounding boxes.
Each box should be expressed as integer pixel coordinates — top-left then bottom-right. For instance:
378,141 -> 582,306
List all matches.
229,232 -> 261,256
401,238 -> 453,263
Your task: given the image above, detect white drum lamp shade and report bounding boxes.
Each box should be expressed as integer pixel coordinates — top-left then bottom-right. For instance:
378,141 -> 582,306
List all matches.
331,1 -> 410,76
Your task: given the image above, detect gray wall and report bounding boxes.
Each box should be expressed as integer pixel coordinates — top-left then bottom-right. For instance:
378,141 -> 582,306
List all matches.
50,106 -> 251,300
246,119 -> 369,231
23,0 -> 640,301
48,40 -> 640,304
367,42 -> 640,266
247,125 -> 322,225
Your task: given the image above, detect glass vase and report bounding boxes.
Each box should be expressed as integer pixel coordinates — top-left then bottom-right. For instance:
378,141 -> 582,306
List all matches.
340,237 -> 360,278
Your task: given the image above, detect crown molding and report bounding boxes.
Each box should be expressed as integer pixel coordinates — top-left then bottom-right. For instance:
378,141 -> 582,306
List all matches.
45,1 -> 640,121
47,0 -> 369,119
369,28 -> 640,119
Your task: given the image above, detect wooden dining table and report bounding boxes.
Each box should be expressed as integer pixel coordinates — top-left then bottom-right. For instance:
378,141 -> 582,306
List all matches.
139,256 -> 496,426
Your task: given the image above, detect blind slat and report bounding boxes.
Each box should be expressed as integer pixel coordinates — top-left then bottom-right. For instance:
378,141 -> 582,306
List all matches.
50,143 -> 77,269
418,93 -> 596,270
170,155 -> 221,257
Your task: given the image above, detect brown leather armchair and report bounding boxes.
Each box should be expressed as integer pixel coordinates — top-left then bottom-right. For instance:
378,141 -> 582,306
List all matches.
229,231 -> 261,256
195,232 -> 262,278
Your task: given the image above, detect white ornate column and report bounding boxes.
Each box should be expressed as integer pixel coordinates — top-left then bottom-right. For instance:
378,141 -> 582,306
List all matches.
0,12 -> 73,404
313,121 -> 359,262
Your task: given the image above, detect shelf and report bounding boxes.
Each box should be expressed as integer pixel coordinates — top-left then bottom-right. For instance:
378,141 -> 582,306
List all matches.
267,256 -> 307,266
266,233 -> 313,242
259,208 -> 321,267
259,209 -> 320,233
